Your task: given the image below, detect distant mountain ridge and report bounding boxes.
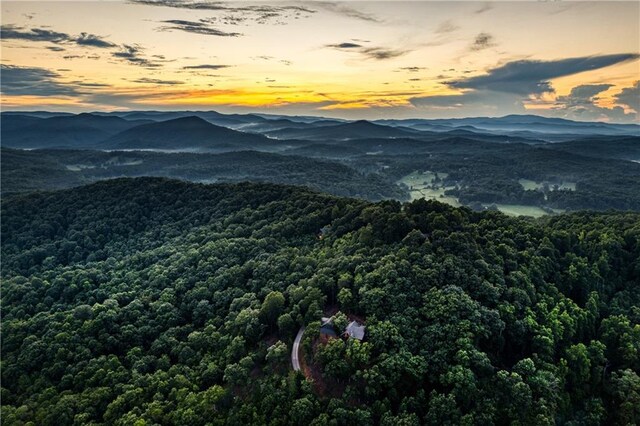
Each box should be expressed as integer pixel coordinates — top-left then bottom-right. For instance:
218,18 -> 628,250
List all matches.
1,111 -> 638,151
0,113 -> 152,149
99,116 -> 275,151
264,120 -> 422,141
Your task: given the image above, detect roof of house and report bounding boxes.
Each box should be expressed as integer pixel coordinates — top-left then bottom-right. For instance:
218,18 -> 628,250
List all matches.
320,323 -> 337,337
345,321 -> 365,340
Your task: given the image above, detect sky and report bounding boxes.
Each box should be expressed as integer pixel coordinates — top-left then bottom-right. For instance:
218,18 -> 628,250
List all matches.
1,1 -> 639,122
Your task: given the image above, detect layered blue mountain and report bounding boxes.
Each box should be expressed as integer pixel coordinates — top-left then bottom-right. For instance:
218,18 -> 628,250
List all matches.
98,116 -> 278,151
1,113 -> 152,149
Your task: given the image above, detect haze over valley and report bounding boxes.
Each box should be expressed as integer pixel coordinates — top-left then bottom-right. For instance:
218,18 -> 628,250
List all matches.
3,110 -> 639,216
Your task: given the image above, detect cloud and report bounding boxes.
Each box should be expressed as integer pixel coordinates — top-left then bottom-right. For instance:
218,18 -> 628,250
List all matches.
69,81 -> 112,88
410,62 -> 640,122
447,54 -> 640,95
75,32 -> 116,48
475,3 -> 494,14
314,2 -> 381,23
132,1 -> 315,25
131,78 -> 184,85
552,84 -> 636,121
435,20 -> 459,34
469,33 -> 495,52
158,19 -> 242,37
555,84 -> 613,107
1,25 -> 69,43
326,42 -> 362,49
182,64 -> 231,70
360,47 -> 408,60
614,81 -> 640,113
112,44 -> 162,68
0,64 -> 79,96
425,22 -> 460,48
410,90 -> 511,108
326,43 -> 409,61
46,46 -> 66,52
1,25 -> 115,48
399,66 -> 426,72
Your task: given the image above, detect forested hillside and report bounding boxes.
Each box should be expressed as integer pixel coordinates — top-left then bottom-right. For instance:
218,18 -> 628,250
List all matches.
2,178 -> 639,425
1,148 -> 405,201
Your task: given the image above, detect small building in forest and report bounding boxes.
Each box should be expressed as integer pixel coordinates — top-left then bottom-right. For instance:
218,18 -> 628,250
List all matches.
320,323 -> 337,337
344,321 -> 365,340
320,316 -> 337,337
318,225 -> 331,240
319,316 -> 365,340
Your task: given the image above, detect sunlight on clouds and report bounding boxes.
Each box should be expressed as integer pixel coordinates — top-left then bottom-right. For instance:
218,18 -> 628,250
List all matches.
1,0 -> 638,121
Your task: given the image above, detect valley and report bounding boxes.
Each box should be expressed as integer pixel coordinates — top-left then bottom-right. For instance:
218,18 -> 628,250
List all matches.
2,111 -> 639,215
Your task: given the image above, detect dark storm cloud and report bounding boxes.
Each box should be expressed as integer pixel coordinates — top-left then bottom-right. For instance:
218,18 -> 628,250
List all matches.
131,77 -> 185,85
326,42 -> 362,49
112,44 -> 162,68
1,25 -> 115,48
158,19 -> 241,37
469,33 -> 495,51
182,64 -> 231,70
0,64 -> 80,96
447,54 -> 640,95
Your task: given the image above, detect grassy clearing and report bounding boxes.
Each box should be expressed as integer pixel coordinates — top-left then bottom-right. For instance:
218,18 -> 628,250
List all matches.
66,164 -> 97,171
399,171 -> 459,206
518,179 -> 542,191
518,179 -> 576,191
486,204 -> 556,218
556,182 -> 576,191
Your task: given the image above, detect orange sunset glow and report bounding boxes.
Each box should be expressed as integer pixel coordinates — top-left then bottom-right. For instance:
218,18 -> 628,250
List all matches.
1,1 -> 639,121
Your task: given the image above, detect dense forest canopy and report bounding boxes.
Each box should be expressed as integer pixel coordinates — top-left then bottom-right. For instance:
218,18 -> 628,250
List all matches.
0,148 -> 404,201
2,178 -> 639,425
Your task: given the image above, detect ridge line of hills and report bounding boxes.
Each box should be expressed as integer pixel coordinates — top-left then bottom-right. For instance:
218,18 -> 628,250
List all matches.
2,110 -> 639,214
2,111 -> 638,151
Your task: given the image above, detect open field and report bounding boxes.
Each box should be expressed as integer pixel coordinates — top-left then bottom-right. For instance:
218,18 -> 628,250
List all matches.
485,204 -> 564,218
518,179 -> 576,191
398,171 -> 459,206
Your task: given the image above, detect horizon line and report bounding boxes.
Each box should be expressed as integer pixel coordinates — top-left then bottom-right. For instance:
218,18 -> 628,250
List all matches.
2,108 -> 640,126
